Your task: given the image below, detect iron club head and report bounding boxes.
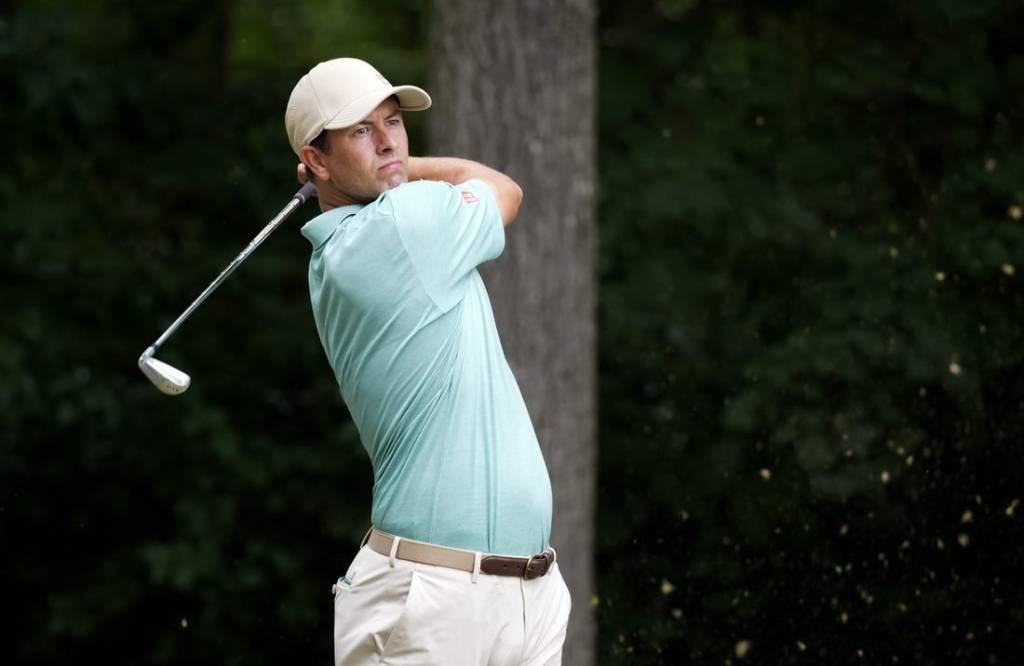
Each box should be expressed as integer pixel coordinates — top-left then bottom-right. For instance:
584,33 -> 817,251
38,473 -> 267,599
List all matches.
138,347 -> 191,395
137,183 -> 314,396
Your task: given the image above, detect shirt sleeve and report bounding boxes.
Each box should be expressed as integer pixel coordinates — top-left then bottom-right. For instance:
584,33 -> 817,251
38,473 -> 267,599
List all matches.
391,178 -> 506,311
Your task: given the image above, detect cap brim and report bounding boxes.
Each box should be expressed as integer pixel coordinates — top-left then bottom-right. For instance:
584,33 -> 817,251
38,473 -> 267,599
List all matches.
323,85 -> 431,130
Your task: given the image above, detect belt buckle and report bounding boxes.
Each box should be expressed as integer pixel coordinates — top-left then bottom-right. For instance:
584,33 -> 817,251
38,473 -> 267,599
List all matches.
523,551 -> 550,580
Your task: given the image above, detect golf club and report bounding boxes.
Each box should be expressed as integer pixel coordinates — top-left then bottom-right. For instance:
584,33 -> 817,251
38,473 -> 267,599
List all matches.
138,181 -> 317,395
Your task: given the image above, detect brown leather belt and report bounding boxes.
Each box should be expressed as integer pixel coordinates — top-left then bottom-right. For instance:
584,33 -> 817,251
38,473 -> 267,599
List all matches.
366,528 -> 555,579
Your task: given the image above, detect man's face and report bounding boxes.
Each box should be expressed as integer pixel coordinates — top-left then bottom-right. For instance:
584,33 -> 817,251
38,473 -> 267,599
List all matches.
320,97 -> 409,202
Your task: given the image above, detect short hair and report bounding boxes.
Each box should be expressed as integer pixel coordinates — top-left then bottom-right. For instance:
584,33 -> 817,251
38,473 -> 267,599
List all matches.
309,129 -> 331,154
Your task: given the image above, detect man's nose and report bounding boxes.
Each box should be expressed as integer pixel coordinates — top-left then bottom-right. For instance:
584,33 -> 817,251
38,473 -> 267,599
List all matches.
376,127 -> 396,152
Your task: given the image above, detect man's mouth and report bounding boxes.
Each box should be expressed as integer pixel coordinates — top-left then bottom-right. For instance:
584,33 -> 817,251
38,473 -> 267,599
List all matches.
378,161 -> 402,171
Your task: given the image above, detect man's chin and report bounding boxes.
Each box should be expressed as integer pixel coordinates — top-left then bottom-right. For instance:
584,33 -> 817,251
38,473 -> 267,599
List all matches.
383,173 -> 408,190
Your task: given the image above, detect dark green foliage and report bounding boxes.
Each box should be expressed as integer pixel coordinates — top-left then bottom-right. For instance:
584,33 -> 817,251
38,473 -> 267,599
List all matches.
597,1 -> 1024,663
2,1 -> 425,663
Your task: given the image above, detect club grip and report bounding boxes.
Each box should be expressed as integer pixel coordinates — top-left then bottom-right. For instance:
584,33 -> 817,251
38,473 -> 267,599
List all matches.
294,181 -> 317,204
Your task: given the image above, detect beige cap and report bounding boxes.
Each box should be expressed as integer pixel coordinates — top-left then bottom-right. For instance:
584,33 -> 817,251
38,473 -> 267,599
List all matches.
285,58 -> 431,155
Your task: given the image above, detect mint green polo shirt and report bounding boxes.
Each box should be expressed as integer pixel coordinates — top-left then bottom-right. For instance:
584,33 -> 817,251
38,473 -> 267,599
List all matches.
301,179 -> 552,556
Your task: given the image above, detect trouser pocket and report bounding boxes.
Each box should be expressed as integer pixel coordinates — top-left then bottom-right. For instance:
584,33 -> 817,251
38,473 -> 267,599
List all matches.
333,575 -> 353,596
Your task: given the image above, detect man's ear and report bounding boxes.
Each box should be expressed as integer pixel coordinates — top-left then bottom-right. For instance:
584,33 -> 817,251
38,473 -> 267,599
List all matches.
299,145 -> 331,182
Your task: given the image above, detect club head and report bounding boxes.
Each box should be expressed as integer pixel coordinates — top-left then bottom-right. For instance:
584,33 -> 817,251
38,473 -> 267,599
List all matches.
138,347 -> 191,395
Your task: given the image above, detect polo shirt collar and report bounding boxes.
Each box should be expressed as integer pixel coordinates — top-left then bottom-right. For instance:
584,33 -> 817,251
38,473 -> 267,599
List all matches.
300,204 -> 363,249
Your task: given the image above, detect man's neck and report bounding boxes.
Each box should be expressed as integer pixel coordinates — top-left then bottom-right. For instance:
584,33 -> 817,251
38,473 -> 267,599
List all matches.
314,180 -> 365,213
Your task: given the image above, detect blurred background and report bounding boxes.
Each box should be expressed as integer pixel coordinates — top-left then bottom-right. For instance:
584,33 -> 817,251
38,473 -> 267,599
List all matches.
3,0 -> 1023,664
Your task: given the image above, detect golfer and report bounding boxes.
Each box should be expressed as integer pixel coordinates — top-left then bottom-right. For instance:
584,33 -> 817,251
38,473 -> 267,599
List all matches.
285,58 -> 570,665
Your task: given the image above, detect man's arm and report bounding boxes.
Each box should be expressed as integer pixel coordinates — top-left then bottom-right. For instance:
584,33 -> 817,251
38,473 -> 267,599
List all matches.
407,157 -> 523,226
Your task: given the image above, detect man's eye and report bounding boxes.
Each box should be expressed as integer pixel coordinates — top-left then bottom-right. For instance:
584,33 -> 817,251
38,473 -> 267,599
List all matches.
387,118 -> 401,126
355,127 -> 369,136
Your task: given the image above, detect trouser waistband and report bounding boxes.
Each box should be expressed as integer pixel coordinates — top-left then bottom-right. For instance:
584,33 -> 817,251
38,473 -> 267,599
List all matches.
366,527 -> 556,579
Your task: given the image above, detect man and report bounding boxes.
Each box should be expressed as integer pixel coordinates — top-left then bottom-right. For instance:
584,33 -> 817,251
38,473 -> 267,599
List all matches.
285,58 -> 570,665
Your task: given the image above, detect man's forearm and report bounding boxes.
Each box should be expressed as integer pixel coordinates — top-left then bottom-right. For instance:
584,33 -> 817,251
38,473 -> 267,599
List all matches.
408,157 -> 523,225
407,156 -> 496,185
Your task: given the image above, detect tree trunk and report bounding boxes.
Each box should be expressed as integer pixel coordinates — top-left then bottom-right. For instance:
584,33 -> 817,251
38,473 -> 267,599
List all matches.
428,1 -> 597,664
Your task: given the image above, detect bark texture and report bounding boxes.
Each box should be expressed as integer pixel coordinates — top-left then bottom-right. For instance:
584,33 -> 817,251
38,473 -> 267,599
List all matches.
428,1 -> 597,664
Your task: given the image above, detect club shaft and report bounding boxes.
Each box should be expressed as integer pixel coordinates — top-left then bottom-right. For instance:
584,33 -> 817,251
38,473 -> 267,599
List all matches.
148,182 -> 315,352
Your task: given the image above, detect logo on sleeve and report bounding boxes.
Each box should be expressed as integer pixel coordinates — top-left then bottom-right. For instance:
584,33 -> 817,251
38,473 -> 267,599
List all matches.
460,190 -> 479,204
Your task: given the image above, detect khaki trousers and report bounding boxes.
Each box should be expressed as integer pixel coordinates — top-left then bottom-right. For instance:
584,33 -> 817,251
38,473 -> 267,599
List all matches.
333,545 -> 571,665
